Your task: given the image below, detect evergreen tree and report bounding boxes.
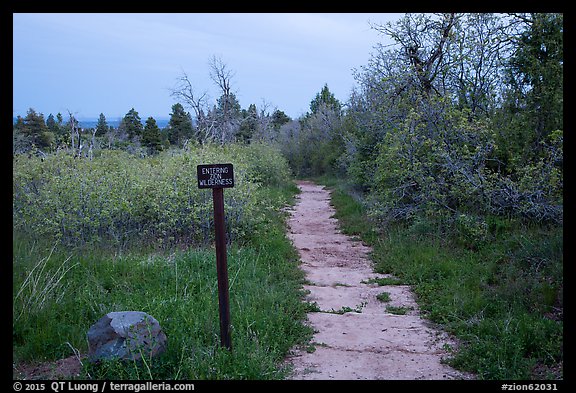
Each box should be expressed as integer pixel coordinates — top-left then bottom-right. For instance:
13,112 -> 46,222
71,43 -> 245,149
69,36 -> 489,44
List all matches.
142,117 -> 163,154
96,113 -> 109,137
46,114 -> 58,133
168,103 -> 194,147
120,108 -> 143,141
237,104 -> 258,143
309,84 -> 342,115
271,109 -> 291,130
505,13 -> 563,154
21,108 -> 53,150
214,92 -> 242,144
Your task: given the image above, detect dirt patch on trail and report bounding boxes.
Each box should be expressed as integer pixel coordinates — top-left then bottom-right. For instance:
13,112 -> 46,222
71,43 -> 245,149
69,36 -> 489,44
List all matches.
284,181 -> 473,380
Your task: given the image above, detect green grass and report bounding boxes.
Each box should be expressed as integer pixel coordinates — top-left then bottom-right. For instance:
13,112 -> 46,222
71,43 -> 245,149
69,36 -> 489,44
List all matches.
316,176 -> 563,380
362,277 -> 405,286
326,302 -> 367,315
13,183 -> 314,380
385,306 -> 411,315
376,292 -> 391,302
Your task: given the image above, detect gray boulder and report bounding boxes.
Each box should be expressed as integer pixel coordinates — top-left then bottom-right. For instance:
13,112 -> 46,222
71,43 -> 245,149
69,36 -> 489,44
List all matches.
87,311 -> 167,362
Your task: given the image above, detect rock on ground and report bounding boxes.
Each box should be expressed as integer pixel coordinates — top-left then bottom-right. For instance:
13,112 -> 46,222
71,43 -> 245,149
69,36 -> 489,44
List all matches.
87,311 -> 167,362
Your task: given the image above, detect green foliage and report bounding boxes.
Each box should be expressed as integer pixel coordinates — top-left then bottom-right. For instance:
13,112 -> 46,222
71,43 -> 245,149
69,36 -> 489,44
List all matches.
14,108 -> 53,152
324,178 -> 563,379
13,142 -> 311,379
13,143 -> 292,250
167,103 -> 194,147
142,117 -> 163,155
506,13 -> 563,150
368,101 -> 494,224
120,108 -> 143,141
275,84 -> 346,178
309,83 -> 342,115
46,114 -> 59,134
237,104 -> 258,143
271,109 -> 290,130
13,201 -> 313,379
338,13 -> 563,229
376,292 -> 391,302
96,113 -> 109,137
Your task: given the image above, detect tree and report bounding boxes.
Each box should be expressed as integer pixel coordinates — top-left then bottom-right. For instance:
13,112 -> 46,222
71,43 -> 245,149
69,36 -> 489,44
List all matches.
277,85 -> 344,177
342,12 -> 562,226
13,115 -> 29,155
237,104 -> 258,143
171,55 -> 241,145
168,103 -> 194,147
46,114 -> 58,134
142,117 -> 163,154
271,109 -> 291,131
13,115 -> 25,133
504,13 -> 563,155
171,71 -> 211,143
20,108 -> 53,151
309,84 -> 342,115
209,55 -> 239,144
376,13 -> 458,97
447,13 -> 512,118
119,108 -> 143,141
96,113 -> 109,137
67,110 -> 81,156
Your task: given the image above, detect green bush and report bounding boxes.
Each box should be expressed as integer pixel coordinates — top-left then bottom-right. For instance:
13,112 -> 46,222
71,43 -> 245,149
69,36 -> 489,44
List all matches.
13,143 -> 292,249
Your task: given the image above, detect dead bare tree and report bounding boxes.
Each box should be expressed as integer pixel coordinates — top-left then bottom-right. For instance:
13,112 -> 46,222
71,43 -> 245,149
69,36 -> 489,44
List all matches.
67,110 -> 82,157
208,55 -> 238,145
254,99 -> 275,142
87,127 -> 97,160
171,55 -> 239,145
171,70 -> 213,143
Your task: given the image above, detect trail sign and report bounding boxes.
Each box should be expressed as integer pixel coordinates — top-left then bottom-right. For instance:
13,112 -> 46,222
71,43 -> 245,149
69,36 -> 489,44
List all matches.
197,163 -> 234,189
197,163 -> 234,350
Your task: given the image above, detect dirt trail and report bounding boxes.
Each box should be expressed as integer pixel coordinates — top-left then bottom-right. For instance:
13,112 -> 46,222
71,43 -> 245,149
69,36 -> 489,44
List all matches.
285,181 -> 471,380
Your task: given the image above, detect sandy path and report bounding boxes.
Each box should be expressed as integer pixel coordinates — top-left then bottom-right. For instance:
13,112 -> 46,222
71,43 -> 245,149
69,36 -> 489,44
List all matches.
284,181 -> 471,380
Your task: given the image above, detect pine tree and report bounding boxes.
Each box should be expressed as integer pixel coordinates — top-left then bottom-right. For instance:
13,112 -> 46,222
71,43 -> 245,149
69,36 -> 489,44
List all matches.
168,103 -> 194,147
96,113 -> 109,137
309,84 -> 342,115
46,114 -> 58,133
142,117 -> 163,154
21,108 -> 53,149
237,104 -> 258,143
271,109 -> 291,130
120,108 -> 143,141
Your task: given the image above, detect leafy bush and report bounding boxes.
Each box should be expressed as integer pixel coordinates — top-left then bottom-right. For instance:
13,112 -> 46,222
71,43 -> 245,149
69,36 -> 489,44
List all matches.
366,100 -> 562,229
13,143 -> 292,249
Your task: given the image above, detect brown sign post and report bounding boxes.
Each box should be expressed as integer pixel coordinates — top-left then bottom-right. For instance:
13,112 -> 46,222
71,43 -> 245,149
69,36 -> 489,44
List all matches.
197,163 -> 234,350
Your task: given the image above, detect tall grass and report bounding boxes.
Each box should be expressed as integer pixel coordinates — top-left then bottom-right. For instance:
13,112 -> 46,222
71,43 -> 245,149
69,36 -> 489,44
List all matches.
13,242 -> 77,323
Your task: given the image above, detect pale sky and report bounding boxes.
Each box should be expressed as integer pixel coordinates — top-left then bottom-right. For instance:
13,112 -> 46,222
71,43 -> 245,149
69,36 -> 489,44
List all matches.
13,13 -> 403,121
